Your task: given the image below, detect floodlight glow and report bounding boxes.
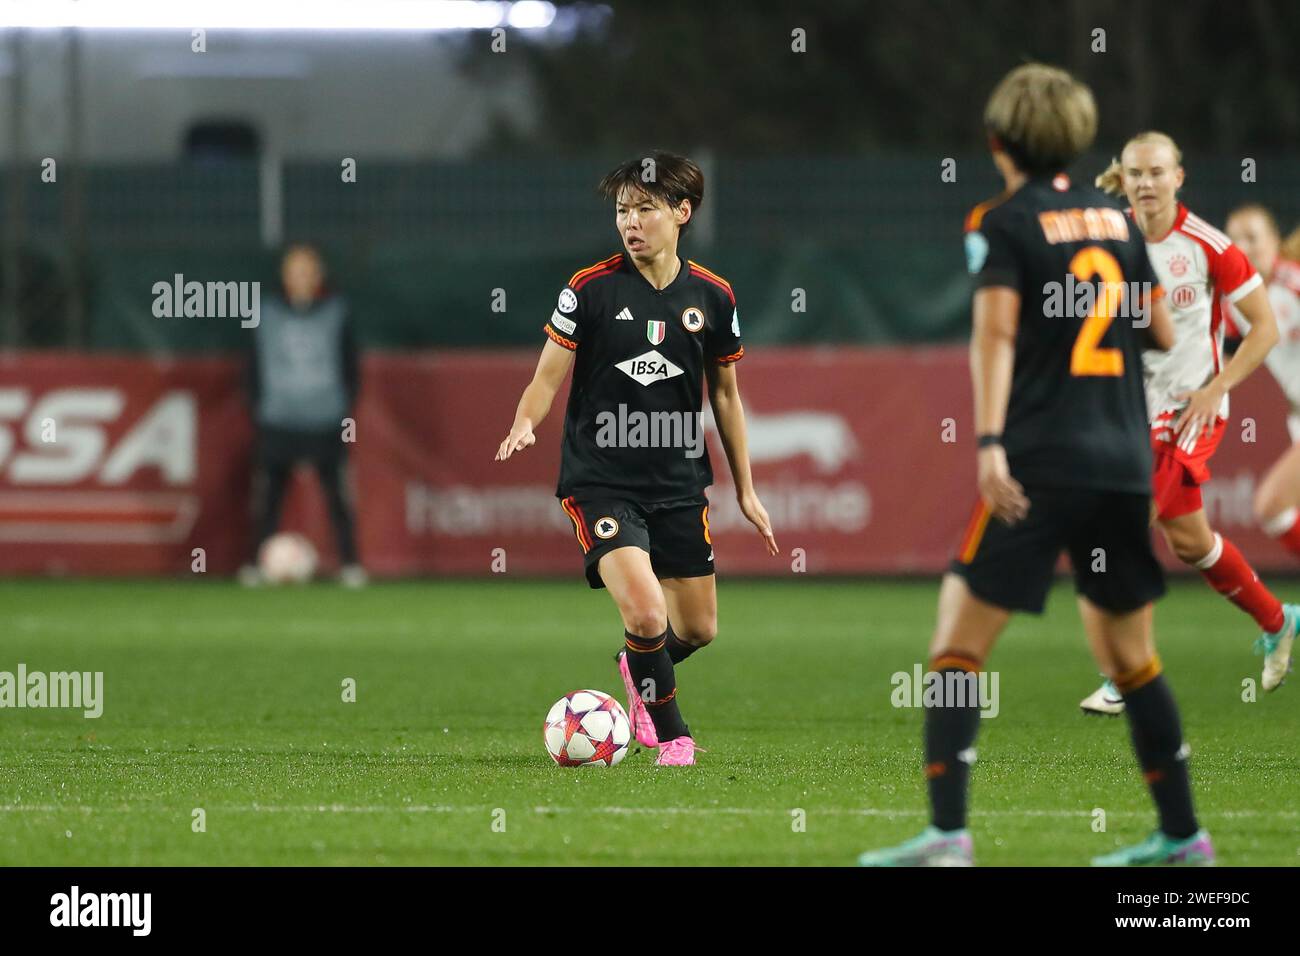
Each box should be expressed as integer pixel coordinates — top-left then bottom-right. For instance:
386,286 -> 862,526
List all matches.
0,0 -> 557,31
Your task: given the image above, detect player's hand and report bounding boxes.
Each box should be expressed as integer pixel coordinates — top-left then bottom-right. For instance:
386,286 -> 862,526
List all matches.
977,445 -> 1029,525
495,423 -> 535,460
738,489 -> 779,556
1172,384 -> 1224,453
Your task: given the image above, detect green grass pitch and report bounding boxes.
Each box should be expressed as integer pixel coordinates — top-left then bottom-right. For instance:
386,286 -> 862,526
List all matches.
1,577 -> 1296,866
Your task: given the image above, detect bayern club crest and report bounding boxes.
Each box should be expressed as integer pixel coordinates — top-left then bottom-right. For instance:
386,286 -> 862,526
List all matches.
1172,283 -> 1197,308
646,320 -> 667,345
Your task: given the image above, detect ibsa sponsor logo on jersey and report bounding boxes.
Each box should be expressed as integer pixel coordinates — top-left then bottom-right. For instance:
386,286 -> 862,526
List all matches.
0,388 -> 198,543
615,349 -> 683,386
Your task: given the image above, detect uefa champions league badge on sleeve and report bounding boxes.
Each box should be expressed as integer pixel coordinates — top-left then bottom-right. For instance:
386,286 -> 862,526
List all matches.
558,288 -> 578,314
965,231 -> 989,275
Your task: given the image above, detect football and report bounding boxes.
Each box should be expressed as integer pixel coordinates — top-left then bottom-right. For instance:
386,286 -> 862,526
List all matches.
543,689 -> 631,767
258,532 -> 319,584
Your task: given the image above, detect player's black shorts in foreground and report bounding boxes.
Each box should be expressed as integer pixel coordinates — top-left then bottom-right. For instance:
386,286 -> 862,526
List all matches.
951,487 -> 1166,614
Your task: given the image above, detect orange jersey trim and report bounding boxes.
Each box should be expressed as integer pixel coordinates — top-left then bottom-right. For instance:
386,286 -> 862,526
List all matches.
714,346 -> 744,365
964,191 -> 1012,233
568,253 -> 624,290
544,324 -> 577,351
688,261 -> 736,304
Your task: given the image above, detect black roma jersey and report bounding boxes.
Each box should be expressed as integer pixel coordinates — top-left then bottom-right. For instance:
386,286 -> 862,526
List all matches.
544,252 -> 744,502
965,173 -> 1163,494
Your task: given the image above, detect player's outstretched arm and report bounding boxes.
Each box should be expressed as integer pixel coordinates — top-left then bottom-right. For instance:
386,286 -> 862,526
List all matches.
495,339 -> 574,461
705,362 -> 778,556
1174,285 -> 1277,441
971,286 -> 1030,525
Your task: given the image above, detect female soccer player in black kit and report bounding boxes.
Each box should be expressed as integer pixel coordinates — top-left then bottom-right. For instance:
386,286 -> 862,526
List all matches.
495,152 -> 778,766
857,65 -> 1215,866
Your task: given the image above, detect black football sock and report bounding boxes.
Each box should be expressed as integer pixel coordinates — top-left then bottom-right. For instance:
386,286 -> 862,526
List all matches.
665,624 -> 704,664
924,653 -> 984,833
624,627 -> 690,741
1117,660 -> 1198,840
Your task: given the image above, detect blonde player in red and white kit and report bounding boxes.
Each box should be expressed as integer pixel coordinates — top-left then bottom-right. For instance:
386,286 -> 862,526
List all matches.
1225,206 -> 1300,576
1081,132 -> 1296,713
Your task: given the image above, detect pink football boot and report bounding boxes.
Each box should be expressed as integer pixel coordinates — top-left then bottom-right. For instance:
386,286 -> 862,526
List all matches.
655,736 -> 697,766
617,650 -> 659,748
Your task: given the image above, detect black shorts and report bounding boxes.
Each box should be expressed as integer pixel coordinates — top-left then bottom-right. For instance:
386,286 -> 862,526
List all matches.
258,426 -> 345,467
559,494 -> 714,589
950,487 -> 1165,614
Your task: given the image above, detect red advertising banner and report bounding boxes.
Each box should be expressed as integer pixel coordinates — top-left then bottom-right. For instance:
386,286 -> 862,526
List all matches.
1,348 -> 1296,578
0,353 -> 252,575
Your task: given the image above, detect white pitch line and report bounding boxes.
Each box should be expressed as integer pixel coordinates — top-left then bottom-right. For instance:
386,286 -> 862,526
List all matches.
534,807 -> 1299,820
7,616 -> 453,636
0,804 -> 1293,820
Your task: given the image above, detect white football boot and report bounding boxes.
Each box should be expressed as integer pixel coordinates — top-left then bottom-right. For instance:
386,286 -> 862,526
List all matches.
1256,603 -> 1297,692
1080,677 -> 1125,716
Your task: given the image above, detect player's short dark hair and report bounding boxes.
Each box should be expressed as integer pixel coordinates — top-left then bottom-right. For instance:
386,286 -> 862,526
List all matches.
597,151 -> 704,234
984,63 -> 1097,175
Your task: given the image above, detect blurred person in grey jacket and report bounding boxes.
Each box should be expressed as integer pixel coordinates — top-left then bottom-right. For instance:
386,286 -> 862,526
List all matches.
239,243 -> 366,587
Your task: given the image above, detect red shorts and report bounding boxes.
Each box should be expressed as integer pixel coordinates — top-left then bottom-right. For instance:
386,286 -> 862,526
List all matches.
1151,414 -> 1226,520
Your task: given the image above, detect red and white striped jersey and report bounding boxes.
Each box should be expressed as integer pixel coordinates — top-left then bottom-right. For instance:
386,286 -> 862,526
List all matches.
1139,202 -> 1262,424
1226,257 -> 1300,431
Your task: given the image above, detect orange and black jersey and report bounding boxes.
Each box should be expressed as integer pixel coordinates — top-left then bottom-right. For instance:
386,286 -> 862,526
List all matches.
965,173 -> 1163,494
544,252 -> 743,502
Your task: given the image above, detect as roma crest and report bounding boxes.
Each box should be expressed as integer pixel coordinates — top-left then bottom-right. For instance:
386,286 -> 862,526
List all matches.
681,307 -> 705,333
